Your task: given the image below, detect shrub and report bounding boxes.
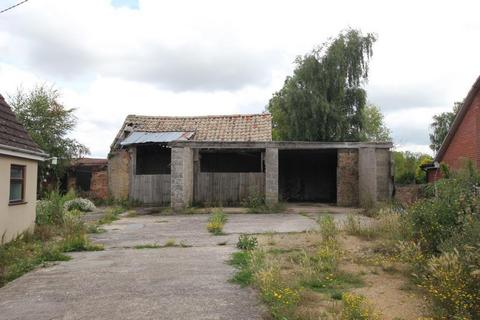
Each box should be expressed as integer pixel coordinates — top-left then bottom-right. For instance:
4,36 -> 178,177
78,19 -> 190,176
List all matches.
341,292 -> 380,320
406,164 -> 480,253
207,209 -> 227,235
241,191 -> 286,213
419,249 -> 480,319
237,234 -> 258,250
64,198 -> 96,212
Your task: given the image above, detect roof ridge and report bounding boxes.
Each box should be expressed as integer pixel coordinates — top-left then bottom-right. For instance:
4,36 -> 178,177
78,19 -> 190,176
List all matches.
126,113 -> 271,119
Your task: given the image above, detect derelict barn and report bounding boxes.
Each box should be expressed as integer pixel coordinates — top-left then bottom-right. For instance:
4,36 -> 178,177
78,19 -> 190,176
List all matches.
108,114 -> 393,209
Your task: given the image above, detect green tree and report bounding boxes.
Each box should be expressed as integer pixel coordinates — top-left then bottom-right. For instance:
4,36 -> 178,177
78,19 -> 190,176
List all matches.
268,29 -> 376,141
359,104 -> 391,141
393,151 -> 432,184
429,102 -> 461,152
9,85 -> 89,192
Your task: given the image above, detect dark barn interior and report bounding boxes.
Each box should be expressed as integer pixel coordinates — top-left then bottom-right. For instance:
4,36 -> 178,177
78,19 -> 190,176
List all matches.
279,149 -> 337,203
136,144 -> 171,175
199,150 -> 263,172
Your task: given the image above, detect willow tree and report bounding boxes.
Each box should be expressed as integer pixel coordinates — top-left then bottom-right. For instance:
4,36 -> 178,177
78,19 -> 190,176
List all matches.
268,29 -> 376,141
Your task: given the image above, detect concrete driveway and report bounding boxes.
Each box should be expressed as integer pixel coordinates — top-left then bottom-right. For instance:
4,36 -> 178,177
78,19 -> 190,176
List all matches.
0,212 -> 320,320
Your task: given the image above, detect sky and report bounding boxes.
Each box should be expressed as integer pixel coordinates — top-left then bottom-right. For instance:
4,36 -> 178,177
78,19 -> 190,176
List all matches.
0,0 -> 479,158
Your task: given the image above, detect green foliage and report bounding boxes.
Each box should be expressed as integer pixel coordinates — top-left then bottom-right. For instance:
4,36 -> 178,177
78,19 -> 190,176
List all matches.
393,151 -> 432,184
9,85 -> 89,193
359,104 -> 391,142
429,101 -> 461,152
406,165 -> 479,253
236,234 -> 258,250
268,29 -> 376,141
229,251 -> 257,286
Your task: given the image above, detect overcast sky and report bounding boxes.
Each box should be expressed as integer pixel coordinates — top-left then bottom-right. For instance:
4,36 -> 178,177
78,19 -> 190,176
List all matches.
1,0 -> 479,157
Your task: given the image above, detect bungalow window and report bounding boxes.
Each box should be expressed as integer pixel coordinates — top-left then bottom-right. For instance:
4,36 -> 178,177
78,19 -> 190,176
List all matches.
9,165 -> 25,204
136,144 -> 171,175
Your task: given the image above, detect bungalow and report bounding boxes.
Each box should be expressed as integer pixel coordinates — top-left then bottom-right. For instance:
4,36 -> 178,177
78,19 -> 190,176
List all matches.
424,75 -> 480,181
0,94 -> 47,243
108,113 -> 393,209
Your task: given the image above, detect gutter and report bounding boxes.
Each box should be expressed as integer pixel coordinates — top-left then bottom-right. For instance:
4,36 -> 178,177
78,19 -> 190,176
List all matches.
0,143 -> 48,161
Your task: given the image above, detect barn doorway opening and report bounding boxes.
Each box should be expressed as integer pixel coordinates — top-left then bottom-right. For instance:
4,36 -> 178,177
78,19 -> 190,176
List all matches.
279,149 -> 337,203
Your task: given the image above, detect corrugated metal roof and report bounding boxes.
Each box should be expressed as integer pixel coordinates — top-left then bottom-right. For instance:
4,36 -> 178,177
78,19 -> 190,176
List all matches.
120,131 -> 194,146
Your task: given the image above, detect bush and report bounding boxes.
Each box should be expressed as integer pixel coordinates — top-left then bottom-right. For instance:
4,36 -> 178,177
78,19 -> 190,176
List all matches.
419,249 -> 480,319
237,234 -> 258,250
64,198 -> 96,212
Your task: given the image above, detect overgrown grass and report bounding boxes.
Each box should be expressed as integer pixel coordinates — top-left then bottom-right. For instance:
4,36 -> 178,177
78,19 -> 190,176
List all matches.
229,216 -> 377,319
207,208 -> 228,235
0,190 -> 107,287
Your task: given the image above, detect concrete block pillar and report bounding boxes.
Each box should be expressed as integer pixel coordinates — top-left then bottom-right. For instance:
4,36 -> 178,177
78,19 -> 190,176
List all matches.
265,148 -> 279,205
171,147 -> 194,210
358,147 -> 377,208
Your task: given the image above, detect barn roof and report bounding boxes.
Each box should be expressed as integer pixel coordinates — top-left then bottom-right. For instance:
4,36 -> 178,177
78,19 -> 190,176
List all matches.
435,75 -> 480,162
0,93 -> 46,158
111,113 -> 272,149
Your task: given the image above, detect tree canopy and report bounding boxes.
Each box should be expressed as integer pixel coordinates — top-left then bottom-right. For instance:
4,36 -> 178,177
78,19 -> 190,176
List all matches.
429,102 -> 461,153
9,85 -> 89,191
268,29 -> 377,141
393,151 -> 432,184
359,104 -> 391,142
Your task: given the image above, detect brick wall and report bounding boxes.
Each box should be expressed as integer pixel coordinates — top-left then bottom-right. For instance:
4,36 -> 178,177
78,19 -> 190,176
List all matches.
337,149 -> 359,206
91,170 -> 108,200
441,92 -> 480,170
108,150 -> 130,200
395,184 -> 424,206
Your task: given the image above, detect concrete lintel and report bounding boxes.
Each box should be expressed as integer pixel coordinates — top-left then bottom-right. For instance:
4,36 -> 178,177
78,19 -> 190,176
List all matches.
169,141 -> 393,150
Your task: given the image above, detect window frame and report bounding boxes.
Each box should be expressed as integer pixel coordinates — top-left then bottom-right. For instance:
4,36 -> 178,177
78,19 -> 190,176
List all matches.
9,164 -> 26,205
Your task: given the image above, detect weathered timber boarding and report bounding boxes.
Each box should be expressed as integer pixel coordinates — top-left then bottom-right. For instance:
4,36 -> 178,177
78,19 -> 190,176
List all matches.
130,174 -> 171,204
194,172 -> 264,205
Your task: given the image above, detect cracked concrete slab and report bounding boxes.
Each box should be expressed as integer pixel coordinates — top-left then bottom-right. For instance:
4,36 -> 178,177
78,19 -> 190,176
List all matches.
0,210 -> 360,319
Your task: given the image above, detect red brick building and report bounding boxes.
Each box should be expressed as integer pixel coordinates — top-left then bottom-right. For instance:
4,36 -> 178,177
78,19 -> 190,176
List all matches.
66,158 -> 108,200
425,75 -> 480,182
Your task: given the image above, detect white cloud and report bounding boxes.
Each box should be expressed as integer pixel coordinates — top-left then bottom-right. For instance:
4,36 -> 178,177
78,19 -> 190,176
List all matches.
0,0 -> 479,157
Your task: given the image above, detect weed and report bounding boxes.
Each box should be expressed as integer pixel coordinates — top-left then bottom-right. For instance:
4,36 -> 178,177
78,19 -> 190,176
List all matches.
318,215 -> 337,242
207,209 -> 228,235
341,292 -> 381,319
126,210 -> 138,217
134,243 -> 163,249
164,239 -> 176,247
86,224 -> 106,234
237,234 -> 258,250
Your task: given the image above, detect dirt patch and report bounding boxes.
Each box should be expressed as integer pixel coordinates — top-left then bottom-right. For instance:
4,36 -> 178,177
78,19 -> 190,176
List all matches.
255,231 -> 428,319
